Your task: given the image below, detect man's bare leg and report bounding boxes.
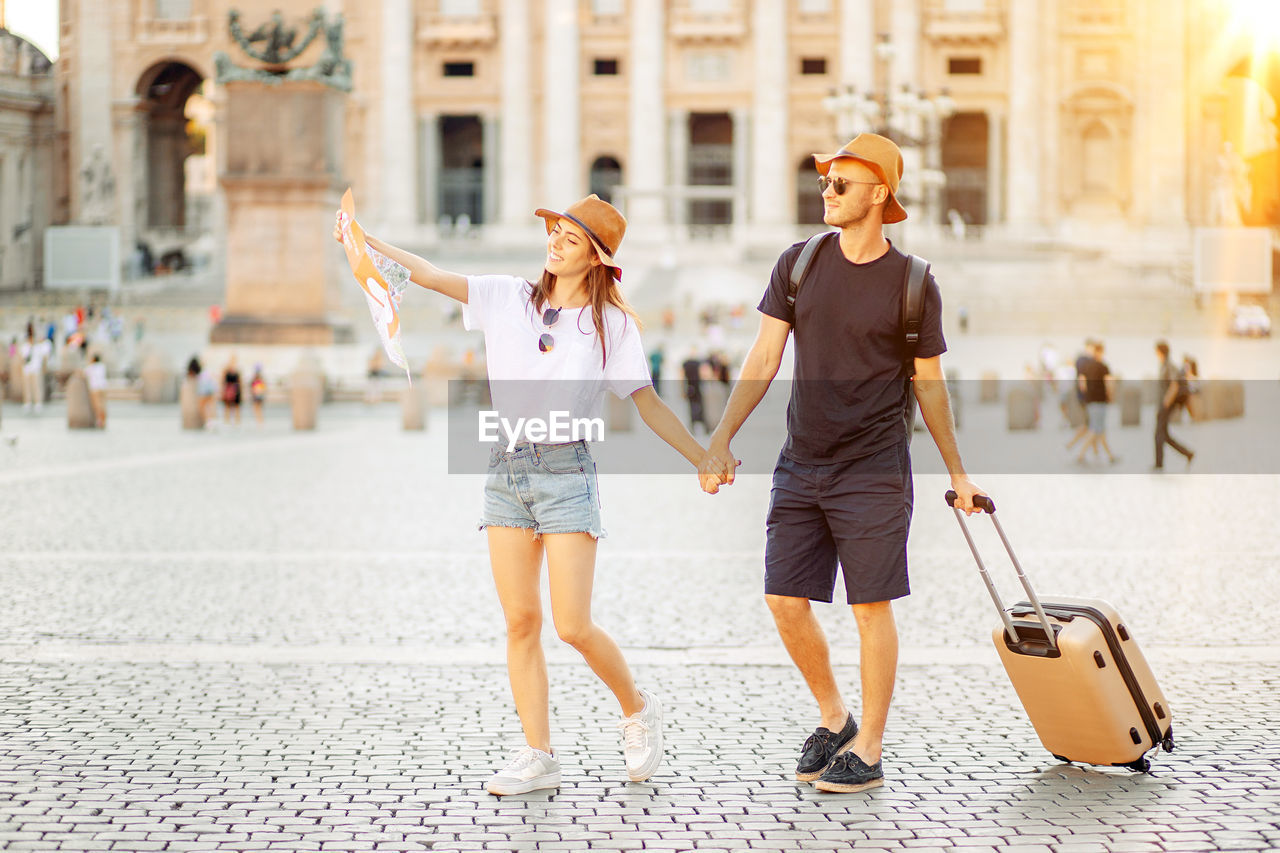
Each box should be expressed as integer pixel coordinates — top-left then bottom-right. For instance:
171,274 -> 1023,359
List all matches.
766,594 -> 849,731
847,600 -> 898,764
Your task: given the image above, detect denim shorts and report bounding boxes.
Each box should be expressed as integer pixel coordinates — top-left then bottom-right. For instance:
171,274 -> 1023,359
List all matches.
1086,402 -> 1108,433
479,440 -> 605,540
764,443 -> 913,605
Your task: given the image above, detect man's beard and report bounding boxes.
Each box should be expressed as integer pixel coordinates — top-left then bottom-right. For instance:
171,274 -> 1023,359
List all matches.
824,200 -> 874,229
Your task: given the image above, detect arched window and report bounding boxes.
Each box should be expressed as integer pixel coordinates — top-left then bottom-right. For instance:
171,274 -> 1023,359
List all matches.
589,156 -> 623,203
1081,121 -> 1114,195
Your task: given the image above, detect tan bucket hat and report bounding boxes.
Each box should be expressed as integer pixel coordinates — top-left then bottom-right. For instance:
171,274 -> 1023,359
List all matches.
812,133 -> 908,224
534,194 -> 627,281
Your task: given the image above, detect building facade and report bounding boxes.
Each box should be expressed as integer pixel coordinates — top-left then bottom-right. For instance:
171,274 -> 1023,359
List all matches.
0,26 -> 54,291
45,0 -> 1280,282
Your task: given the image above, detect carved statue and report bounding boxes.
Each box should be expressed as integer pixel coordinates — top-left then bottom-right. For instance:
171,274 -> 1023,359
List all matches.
228,8 -> 324,66
79,144 -> 116,226
1209,141 -> 1250,227
218,8 -> 352,92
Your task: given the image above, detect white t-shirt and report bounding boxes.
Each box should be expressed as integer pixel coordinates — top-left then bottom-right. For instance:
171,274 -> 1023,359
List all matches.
84,362 -> 108,392
20,339 -> 51,374
464,275 -> 650,441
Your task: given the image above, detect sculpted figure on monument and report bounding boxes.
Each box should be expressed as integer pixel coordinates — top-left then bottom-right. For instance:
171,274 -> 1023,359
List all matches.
217,9 -> 352,91
79,144 -> 116,226
228,8 -> 325,66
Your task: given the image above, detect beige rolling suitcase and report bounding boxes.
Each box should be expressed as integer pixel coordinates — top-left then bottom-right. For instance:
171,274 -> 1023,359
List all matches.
946,491 -> 1175,771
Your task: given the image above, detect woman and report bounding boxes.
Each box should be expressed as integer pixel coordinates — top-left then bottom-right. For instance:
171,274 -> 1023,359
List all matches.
250,364 -> 267,426
84,353 -> 108,429
336,195 -> 725,796
222,355 -> 242,425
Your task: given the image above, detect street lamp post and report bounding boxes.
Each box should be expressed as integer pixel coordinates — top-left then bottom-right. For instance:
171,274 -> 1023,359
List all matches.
822,33 -> 955,226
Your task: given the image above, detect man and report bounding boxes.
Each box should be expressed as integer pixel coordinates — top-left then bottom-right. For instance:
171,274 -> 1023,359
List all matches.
1153,340 -> 1194,471
699,134 -> 985,793
1075,341 -> 1118,465
1064,338 -> 1095,447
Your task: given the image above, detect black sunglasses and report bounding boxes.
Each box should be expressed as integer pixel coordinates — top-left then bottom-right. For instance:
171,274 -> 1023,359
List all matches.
818,176 -> 881,195
538,307 -> 561,354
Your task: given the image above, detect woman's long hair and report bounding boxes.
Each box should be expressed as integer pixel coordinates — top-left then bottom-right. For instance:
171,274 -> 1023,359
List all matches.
529,259 -> 641,369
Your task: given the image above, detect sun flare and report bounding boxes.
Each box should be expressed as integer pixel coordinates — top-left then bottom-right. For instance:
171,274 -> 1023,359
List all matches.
1226,0 -> 1280,53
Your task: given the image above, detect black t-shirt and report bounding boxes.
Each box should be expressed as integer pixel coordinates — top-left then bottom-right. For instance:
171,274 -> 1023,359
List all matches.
1080,357 -> 1111,404
758,237 -> 946,464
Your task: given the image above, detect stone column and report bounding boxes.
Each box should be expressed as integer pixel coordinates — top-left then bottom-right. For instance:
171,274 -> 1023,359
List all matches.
751,0 -> 788,231
379,0 -> 416,238
731,108 -> 750,241
417,113 -> 438,225
111,98 -> 142,257
542,0 -> 582,208
889,0 -> 920,93
987,110 -> 1004,225
1005,0 -> 1042,230
627,0 -> 666,227
667,110 -> 689,229
1137,0 -> 1187,227
840,0 -> 875,94
482,113 -> 500,227
74,0 -> 114,224
499,0 -> 533,227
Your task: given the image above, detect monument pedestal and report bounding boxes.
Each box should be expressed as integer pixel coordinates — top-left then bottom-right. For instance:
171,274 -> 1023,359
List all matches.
212,81 -> 352,345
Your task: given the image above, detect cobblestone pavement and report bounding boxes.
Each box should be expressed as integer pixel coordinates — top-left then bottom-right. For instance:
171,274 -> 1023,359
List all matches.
1,401 -> 1279,852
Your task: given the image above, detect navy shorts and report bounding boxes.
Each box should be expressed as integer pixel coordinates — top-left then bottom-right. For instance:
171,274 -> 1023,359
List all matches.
764,443 -> 913,605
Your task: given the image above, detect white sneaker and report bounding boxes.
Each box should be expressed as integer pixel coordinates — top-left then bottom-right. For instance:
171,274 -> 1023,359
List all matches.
486,746 -> 561,796
619,688 -> 663,782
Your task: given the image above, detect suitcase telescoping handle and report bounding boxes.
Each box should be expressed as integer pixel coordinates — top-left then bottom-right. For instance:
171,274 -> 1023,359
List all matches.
945,491 -> 1058,651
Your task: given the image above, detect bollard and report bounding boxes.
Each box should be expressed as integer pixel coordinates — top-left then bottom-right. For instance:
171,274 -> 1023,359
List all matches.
1006,383 -> 1038,431
289,353 -> 323,430
979,371 -> 1000,403
5,349 -> 24,402
1119,384 -> 1142,427
66,370 -> 97,429
179,376 -> 205,430
140,350 -> 177,403
423,347 -> 458,408
607,392 -> 633,434
401,383 -> 426,431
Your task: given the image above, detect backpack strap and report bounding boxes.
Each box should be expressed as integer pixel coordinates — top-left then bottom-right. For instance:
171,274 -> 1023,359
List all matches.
901,253 -> 930,377
786,231 -> 836,308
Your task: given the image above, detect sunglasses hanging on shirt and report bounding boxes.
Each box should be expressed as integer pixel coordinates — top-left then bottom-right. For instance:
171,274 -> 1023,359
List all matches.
538,306 -> 561,354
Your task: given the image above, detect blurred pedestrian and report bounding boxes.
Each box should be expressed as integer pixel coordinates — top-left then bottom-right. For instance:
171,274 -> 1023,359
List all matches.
188,357 -> 215,425
250,364 -> 267,427
1153,341 -> 1193,471
1076,340 -> 1118,465
648,344 -> 665,397
222,355 -> 242,425
1181,355 -> 1202,420
1065,338 -> 1095,450
85,353 -> 108,429
682,348 -> 707,434
19,327 -> 51,412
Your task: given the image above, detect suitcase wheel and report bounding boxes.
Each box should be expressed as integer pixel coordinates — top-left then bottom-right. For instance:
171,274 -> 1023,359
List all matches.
1124,757 -> 1151,773
1051,754 -> 1072,764
1162,734 -> 1174,753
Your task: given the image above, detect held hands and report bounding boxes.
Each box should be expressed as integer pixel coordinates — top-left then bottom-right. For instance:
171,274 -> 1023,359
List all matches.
698,439 -> 741,495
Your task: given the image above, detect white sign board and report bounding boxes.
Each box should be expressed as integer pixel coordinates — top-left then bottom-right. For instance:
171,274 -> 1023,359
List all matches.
43,226 -> 120,291
1193,227 -> 1273,294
